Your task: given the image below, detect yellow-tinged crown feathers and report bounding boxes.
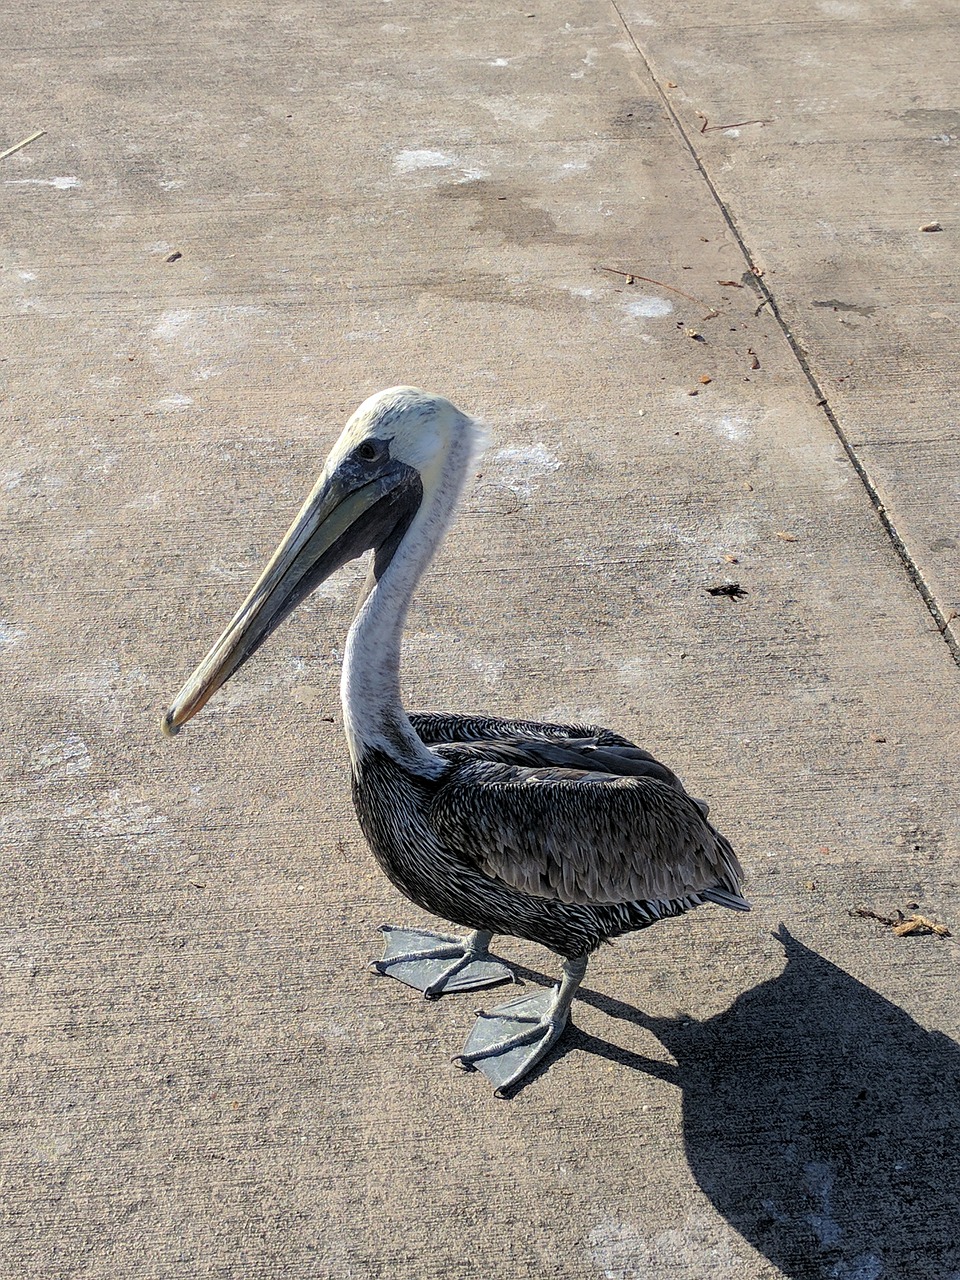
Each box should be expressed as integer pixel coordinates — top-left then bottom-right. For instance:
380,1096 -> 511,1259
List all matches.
331,386 -> 488,479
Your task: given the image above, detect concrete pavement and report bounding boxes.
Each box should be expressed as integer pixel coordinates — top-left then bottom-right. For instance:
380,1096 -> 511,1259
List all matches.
2,2 -> 958,1277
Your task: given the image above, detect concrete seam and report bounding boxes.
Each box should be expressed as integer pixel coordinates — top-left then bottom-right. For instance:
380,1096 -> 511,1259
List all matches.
609,0 -> 960,666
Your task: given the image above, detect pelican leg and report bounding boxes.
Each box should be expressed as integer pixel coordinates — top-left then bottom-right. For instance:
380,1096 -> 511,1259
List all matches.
371,925 -> 515,999
455,954 -> 588,1092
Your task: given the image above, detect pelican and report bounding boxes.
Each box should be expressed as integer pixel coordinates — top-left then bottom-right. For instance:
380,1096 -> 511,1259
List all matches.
163,387 -> 749,1092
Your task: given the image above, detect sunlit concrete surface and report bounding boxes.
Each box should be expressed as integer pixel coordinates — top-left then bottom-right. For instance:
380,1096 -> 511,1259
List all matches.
2,2 -> 958,1276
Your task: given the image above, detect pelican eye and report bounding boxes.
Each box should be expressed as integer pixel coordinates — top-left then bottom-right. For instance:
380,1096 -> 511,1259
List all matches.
356,440 -> 380,463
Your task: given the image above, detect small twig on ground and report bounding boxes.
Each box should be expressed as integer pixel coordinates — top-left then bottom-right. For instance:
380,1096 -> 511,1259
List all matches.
850,908 -> 896,927
0,129 -> 46,162
596,265 -> 719,319
937,610 -> 959,635
696,113 -> 773,134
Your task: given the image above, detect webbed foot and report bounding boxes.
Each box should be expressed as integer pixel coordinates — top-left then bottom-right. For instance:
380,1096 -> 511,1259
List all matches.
371,925 -> 514,999
455,955 -> 588,1093
455,989 -> 568,1092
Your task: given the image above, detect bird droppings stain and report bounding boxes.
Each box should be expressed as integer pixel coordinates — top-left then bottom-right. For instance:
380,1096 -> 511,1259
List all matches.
571,49 -> 598,80
5,176 -> 80,190
488,444 -> 561,497
17,270 -> 37,282
392,149 -> 489,183
123,490 -> 163,511
480,96 -> 554,132
62,789 -> 181,867
624,295 -> 674,319
818,0 -> 865,16
713,414 -> 752,443
393,149 -> 456,173
29,734 -> 91,785
0,620 -> 26,648
149,306 -> 266,387
152,309 -> 194,344
468,655 -> 506,688
558,159 -> 591,175
588,1212 -> 746,1279
802,1160 -> 843,1248
154,393 -> 194,411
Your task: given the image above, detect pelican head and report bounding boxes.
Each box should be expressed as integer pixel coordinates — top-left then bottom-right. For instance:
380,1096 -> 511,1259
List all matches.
162,386 -> 484,737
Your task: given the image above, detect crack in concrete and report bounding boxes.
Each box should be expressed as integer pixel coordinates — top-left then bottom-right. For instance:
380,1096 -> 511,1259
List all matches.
609,0 -> 960,665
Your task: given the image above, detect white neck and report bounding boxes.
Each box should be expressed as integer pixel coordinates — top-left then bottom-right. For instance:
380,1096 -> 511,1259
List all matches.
339,438 -> 473,777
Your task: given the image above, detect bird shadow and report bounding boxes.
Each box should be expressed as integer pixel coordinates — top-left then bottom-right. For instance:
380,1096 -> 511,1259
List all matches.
504,926 -> 960,1278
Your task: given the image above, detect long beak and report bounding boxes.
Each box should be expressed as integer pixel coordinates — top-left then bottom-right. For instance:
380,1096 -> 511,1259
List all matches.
162,463 -> 405,736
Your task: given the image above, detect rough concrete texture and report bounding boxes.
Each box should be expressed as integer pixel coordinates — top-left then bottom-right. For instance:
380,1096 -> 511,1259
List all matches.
2,3 -> 958,1278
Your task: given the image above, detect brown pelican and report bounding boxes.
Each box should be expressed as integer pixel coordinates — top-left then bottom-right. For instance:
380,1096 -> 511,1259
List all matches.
163,387 -> 749,1092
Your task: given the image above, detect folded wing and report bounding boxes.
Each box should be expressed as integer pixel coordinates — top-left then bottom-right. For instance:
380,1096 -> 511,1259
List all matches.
428,751 -> 746,909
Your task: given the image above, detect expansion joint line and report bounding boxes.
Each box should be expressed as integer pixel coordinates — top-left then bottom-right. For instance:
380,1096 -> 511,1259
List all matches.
609,0 -> 960,666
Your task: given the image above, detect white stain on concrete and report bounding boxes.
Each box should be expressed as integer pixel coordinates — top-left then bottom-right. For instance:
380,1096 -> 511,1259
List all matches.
86,449 -> 120,476
30,735 -> 91,785
833,1257 -> 884,1280
0,620 -> 26,648
5,176 -> 80,190
393,148 -> 489,183
154,393 -> 194,411
625,295 -> 674,319
149,305 -> 266,388
63,789 -> 180,865
712,414 -> 752,443
393,149 -> 456,173
487,57 -> 512,67
152,309 -> 194,343
619,8 -> 656,25
123,490 -> 162,511
488,443 -> 561,497
714,510 -> 761,552
589,1212 -> 745,1279
468,655 -> 506,688
344,328 -> 384,343
17,270 -> 37,282
803,1161 -> 843,1248
819,0 -> 865,16
481,96 -> 553,132
655,519 -> 700,548
571,49 -> 598,79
